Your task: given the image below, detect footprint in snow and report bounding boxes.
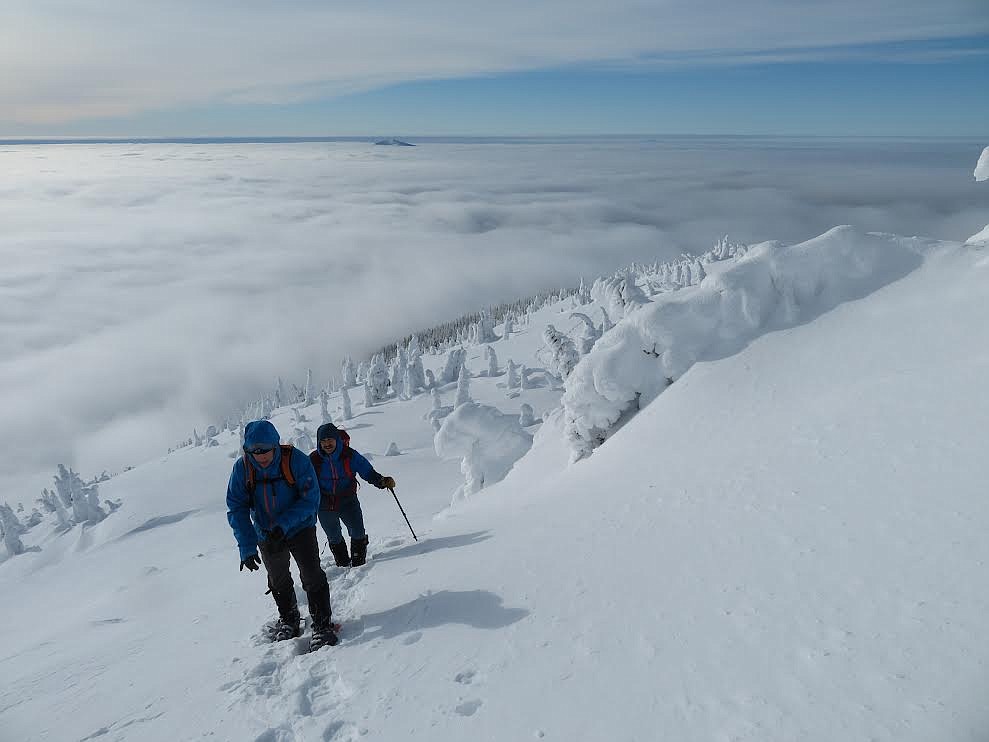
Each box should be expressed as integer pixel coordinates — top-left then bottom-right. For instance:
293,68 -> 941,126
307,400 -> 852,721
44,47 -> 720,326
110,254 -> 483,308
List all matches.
455,699 -> 483,717
454,669 -> 476,685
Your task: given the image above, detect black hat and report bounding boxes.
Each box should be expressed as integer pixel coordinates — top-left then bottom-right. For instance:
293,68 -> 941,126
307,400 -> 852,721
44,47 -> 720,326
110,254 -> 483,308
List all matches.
317,423 -> 339,441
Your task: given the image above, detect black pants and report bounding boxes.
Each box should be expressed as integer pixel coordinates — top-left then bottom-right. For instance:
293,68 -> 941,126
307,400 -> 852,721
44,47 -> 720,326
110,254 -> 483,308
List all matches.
259,526 -> 331,622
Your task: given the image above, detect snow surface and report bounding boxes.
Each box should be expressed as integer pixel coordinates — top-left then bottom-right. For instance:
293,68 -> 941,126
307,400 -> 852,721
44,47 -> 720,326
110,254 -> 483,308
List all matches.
2,228 -> 988,741
975,146 -> 989,181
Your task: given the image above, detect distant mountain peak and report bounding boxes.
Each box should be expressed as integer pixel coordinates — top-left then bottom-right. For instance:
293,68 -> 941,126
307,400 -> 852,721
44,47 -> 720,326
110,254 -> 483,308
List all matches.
374,138 -> 415,146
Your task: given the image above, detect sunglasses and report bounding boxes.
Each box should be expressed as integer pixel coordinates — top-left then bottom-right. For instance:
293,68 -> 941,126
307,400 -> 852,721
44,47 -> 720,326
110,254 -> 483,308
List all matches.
245,445 -> 276,456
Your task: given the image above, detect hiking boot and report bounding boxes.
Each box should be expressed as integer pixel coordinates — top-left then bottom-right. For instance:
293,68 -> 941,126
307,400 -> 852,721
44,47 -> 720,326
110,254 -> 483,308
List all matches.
350,535 -> 369,567
310,620 -> 339,651
328,540 -> 351,567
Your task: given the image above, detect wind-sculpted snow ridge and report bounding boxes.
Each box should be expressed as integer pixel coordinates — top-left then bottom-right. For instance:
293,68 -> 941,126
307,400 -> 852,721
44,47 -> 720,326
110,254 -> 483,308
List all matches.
562,226 -> 928,460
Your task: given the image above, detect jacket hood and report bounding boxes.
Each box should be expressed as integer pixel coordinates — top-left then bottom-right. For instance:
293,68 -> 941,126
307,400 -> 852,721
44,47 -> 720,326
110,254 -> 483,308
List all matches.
244,420 -> 281,449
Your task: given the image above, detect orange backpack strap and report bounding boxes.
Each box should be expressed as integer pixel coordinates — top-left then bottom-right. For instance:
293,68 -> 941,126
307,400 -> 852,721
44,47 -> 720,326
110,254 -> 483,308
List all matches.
279,444 -> 296,488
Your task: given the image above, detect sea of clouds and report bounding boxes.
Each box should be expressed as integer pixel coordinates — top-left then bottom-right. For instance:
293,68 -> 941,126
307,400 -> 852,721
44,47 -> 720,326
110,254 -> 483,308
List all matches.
1,137 -> 986,501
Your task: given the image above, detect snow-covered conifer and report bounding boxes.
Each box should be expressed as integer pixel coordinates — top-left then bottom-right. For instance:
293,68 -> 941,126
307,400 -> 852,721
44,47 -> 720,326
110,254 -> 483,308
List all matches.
542,324 -> 579,380
367,354 -> 390,402
455,363 -> 472,407
363,379 -> 374,409
485,345 -> 499,377
357,360 -> 369,384
391,352 -> 406,399
0,504 -> 25,556
600,307 -> 614,333
274,377 -> 286,408
303,369 -> 314,406
425,369 -> 436,389
406,336 -> 426,393
506,359 -> 520,389
570,312 -> 600,356
432,387 -> 443,410
319,390 -> 332,424
340,385 -> 353,420
519,403 -> 535,427
193,428 -> 203,447
502,316 -> 513,339
292,428 -> 314,451
476,310 -> 499,344
520,364 -> 530,390
441,347 -> 467,384
341,356 -> 357,387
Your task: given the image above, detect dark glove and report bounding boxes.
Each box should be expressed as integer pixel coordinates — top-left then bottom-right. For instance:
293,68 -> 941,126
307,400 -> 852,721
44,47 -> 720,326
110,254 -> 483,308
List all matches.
240,554 -> 261,572
268,526 -> 285,544
380,475 -> 396,490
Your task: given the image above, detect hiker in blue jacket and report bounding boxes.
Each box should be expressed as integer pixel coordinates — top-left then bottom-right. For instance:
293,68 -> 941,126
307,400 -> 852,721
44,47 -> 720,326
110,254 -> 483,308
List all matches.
311,423 -> 396,567
226,420 -> 338,651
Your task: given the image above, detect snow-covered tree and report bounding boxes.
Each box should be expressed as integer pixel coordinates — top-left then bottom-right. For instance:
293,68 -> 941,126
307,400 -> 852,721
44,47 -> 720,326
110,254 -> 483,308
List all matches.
484,345 -> 499,377
292,428 -> 314,451
367,354 -> 390,402
363,379 -> 374,409
391,349 -> 407,399
356,360 -> 369,384
506,359 -> 521,390
303,369 -> 314,406
424,369 -> 436,389
441,347 -> 467,384
319,390 -> 332,424
542,324 -> 579,380
519,403 -> 535,427
53,465 -> 105,525
455,363 -> 472,407
570,312 -> 600,356
274,377 -> 286,408
600,307 -> 614,334
406,336 -> 426,393
520,364 -> 530,390
434,402 -> 533,501
340,385 -> 353,420
0,503 -> 24,556
475,310 -> 499,344
502,316 -> 513,339
341,356 -> 357,387
291,407 -> 309,426
193,428 -> 203,447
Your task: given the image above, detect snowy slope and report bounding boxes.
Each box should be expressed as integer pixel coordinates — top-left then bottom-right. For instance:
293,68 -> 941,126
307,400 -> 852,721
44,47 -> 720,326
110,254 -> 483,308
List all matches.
2,230 -> 988,741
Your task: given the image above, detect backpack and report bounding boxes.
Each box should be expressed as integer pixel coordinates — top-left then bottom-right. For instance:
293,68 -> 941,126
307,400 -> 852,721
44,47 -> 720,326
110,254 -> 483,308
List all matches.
244,444 -> 298,508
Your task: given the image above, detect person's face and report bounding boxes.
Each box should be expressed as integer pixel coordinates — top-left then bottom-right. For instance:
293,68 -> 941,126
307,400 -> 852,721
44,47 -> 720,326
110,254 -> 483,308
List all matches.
320,437 -> 337,455
247,446 -> 275,468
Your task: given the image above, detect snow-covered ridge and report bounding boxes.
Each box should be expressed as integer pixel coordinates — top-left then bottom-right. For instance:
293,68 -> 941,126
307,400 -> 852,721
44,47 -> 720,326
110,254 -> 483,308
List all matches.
563,226 -> 928,460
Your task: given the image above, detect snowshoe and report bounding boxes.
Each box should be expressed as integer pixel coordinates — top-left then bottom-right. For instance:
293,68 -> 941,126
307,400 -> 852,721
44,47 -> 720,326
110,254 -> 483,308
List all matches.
309,622 -> 341,652
261,615 -> 303,642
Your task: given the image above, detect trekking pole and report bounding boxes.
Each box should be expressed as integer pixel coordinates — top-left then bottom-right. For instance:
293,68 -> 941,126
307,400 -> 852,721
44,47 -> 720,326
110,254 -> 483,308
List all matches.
389,487 -> 418,541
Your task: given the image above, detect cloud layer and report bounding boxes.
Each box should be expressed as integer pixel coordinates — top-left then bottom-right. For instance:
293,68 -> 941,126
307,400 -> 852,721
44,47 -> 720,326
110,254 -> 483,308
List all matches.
1,137 -> 987,500
3,1 -> 987,125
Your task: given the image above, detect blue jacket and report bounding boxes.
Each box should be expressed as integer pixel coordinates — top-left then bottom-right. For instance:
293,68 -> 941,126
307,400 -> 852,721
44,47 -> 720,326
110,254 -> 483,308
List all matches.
311,428 -> 382,510
226,420 -> 319,560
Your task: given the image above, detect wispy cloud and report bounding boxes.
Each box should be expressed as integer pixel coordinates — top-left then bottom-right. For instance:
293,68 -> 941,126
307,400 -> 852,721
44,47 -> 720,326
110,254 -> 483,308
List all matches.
1,1 -> 986,125
1,138 -> 986,500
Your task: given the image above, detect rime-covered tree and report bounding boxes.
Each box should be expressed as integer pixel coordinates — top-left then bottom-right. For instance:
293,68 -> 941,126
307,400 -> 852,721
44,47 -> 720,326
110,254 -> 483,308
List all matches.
502,316 -> 513,339
484,345 -> 499,377
506,359 -> 520,390
292,428 -> 314,451
320,390 -> 332,424
274,377 -> 286,408
441,347 -> 467,384
519,403 -> 536,427
542,324 -> 579,380
367,354 -> 390,402
340,385 -> 353,420
476,310 -> 499,344
356,360 -> 369,384
406,336 -> 426,393
455,363 -> 472,407
600,307 -> 614,334
363,379 -> 375,409
425,369 -> 436,389
390,350 -> 406,399
303,369 -> 314,406
0,503 -> 25,556
570,312 -> 600,356
520,364 -> 530,391
53,465 -> 105,525
341,356 -> 357,387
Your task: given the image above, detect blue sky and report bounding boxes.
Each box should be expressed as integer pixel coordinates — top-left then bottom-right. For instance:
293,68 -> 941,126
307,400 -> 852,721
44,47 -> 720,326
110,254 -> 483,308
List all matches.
1,1 -> 987,137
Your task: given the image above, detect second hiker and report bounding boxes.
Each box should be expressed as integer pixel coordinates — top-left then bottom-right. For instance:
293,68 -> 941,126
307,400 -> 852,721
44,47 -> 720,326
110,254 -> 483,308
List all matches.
312,422 -> 396,567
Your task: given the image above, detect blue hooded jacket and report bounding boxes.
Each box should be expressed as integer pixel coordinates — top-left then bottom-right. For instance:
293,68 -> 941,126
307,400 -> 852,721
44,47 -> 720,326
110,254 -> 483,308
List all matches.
311,422 -> 382,510
226,420 -> 320,560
